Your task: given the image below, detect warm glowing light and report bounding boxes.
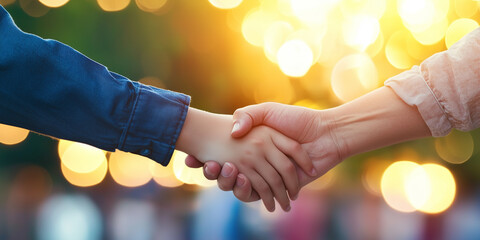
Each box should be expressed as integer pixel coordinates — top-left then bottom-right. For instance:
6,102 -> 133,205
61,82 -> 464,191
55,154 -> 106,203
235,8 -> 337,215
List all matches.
57,139 -> 75,158
340,0 -> 386,20
19,0 -> 50,17
445,18 -> 479,49
263,21 -> 294,63
109,151 -> 154,187
135,0 -> 167,12
172,150 -> 215,187
0,0 -> 16,6
386,31 -> 416,69
397,0 -> 449,33
381,161 -> 419,213
362,158 -> 391,196
455,0 -> 478,18
61,158 -> 108,187
365,30 -> 384,57
60,143 -> 106,174
150,161 -> 184,188
97,0 -> 130,12
305,168 -> 336,191
411,17 -> 448,45
293,99 -> 324,110
277,39 -> 314,77
254,76 -> 294,104
331,53 -> 378,102
397,0 -> 435,32
208,0 -> 242,9
435,130 -> 474,164
39,0 -> 69,8
342,15 -> 380,51
290,0 -> 338,25
404,165 -> 431,210
0,124 -> 29,145
405,164 -> 456,214
242,9 -> 276,47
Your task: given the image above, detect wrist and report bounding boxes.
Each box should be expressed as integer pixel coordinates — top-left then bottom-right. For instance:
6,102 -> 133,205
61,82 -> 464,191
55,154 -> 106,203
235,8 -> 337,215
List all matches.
319,108 -> 349,161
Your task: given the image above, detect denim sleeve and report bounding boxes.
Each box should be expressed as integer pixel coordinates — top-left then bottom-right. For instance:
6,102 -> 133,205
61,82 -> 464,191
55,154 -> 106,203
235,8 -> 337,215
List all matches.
0,6 -> 190,166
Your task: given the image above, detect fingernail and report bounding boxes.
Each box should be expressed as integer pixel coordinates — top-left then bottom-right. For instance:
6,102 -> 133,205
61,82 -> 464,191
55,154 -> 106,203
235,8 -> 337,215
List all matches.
204,165 -> 212,176
236,175 -> 246,187
310,168 -> 318,176
221,163 -> 234,177
291,193 -> 298,201
231,122 -> 240,134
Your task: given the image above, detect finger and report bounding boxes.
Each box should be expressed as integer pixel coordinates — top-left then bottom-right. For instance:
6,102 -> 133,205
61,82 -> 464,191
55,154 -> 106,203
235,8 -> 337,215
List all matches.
185,155 -> 204,168
233,173 -> 260,202
271,133 -> 317,177
203,161 -> 222,180
240,168 -> 276,212
231,103 -> 278,138
265,146 -> 299,202
217,162 -> 239,191
253,160 -> 291,212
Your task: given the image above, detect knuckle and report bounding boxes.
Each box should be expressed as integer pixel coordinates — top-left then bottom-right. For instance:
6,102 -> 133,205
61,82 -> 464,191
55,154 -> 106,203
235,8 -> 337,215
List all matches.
283,162 -> 296,174
290,142 -> 302,152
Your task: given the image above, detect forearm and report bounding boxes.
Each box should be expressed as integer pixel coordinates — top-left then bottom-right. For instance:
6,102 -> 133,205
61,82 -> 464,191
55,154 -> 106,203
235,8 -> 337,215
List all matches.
0,6 -> 190,165
323,86 -> 431,159
176,107 -> 232,162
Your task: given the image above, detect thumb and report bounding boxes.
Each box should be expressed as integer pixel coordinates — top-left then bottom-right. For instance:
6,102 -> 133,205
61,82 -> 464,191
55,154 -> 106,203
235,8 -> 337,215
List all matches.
231,103 -> 275,138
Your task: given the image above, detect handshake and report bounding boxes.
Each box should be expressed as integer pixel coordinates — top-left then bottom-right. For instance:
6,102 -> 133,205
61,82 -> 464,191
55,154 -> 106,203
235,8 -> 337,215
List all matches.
176,87 -> 431,212
176,102 -> 341,212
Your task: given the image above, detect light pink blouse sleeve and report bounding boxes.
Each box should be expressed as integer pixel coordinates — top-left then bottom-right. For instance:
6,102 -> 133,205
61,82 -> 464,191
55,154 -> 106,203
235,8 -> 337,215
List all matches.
385,28 -> 480,137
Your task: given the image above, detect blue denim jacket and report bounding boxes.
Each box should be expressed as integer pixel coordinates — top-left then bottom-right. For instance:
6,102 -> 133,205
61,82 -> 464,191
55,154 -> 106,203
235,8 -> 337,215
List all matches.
0,6 -> 190,166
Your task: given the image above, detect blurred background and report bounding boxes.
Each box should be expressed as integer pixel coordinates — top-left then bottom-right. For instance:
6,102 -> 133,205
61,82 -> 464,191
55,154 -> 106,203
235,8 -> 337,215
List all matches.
1,0 -> 480,239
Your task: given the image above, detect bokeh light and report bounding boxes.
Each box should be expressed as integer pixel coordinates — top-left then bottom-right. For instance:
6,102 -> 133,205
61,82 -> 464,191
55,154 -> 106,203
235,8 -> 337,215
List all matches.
362,158 -> 391,196
60,142 -> 107,174
386,30 -> 416,69
340,0 -> 386,20
277,39 -> 314,77
342,15 -> 380,51
150,161 -> 184,188
435,130 -> 474,164
445,18 -> 479,49
290,0 -> 337,25
331,53 -> 379,102
0,0 -> 16,6
410,17 -> 449,46
39,0 -> 69,8
405,164 -> 456,214
381,161 -> 419,213
61,159 -> 108,187
0,124 -> 29,145
109,150 -> 154,187
135,0 -> 167,12
172,150 -> 216,187
19,0 -> 50,17
97,0 -> 130,12
37,194 -> 102,240
455,0 -> 479,18
263,21 -> 294,63
242,9 -> 277,47
209,0 -> 242,9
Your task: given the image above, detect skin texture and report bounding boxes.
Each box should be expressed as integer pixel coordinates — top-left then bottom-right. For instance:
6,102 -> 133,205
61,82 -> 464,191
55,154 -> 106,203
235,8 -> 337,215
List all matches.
176,108 -> 315,212
186,86 -> 432,207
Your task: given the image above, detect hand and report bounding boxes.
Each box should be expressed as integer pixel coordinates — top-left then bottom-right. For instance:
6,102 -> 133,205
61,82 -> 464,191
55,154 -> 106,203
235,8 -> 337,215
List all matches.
187,102 -> 343,202
176,108 -> 314,212
190,87 -> 431,203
